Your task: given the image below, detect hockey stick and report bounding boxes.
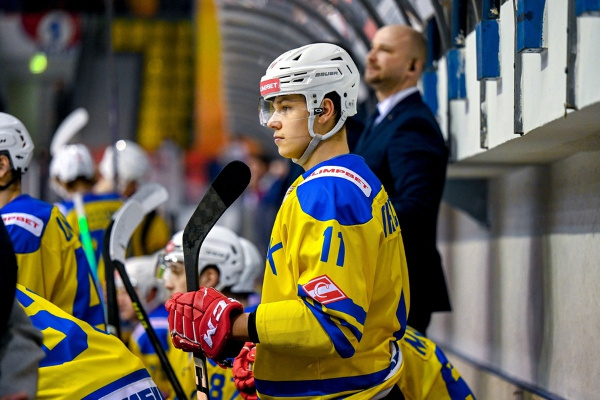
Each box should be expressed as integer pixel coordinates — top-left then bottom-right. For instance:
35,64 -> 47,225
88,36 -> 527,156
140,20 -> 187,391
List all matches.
49,109 -> 99,290
103,183 -> 172,338
105,183 -> 187,399
49,107 -> 89,156
183,160 -> 251,399
73,193 -> 100,288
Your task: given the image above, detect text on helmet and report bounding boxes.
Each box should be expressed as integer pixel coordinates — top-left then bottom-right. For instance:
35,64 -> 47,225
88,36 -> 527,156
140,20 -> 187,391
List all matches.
260,78 -> 281,96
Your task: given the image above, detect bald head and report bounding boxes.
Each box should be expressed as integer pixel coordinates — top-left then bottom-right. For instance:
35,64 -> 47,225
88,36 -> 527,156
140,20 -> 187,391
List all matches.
365,25 -> 428,99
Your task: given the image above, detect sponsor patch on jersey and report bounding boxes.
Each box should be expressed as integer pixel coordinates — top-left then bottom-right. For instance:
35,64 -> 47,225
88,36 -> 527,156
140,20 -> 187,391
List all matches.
301,166 -> 372,197
2,212 -> 44,236
302,275 -> 347,304
260,78 -> 280,96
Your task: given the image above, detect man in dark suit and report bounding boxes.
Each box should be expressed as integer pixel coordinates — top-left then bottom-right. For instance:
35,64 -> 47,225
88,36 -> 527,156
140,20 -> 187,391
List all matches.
354,25 -> 451,335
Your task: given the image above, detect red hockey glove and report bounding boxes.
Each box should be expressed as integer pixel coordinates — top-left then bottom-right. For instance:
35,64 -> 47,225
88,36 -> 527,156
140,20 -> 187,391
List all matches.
166,288 -> 243,361
233,342 -> 257,400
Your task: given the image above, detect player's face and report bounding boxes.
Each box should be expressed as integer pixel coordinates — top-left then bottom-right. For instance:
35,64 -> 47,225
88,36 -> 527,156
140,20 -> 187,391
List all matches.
117,286 -> 137,322
266,94 -> 312,160
163,261 -> 188,295
365,26 -> 412,91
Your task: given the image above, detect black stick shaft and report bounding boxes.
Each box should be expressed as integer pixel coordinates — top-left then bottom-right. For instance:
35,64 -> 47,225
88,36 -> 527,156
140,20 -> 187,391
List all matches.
103,220 -> 120,338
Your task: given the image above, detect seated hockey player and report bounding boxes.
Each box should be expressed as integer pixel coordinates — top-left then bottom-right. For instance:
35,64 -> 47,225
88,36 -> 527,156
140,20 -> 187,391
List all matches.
0,218 -> 162,399
116,254 -> 171,397
50,143 -> 122,292
156,226 -> 264,400
0,112 -> 105,330
96,139 -> 171,257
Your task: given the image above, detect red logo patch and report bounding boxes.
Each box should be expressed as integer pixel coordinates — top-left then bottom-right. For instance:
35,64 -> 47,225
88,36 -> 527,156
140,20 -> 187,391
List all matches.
260,78 -> 280,96
302,275 -> 347,304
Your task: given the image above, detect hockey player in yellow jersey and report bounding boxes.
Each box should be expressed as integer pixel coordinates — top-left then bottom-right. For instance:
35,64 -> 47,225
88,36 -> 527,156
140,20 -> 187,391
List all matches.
50,143 -> 123,292
97,139 -> 171,256
397,326 -> 475,399
166,43 -> 411,399
0,112 -> 105,329
16,283 -> 163,399
156,226 -> 264,400
116,254 -> 172,397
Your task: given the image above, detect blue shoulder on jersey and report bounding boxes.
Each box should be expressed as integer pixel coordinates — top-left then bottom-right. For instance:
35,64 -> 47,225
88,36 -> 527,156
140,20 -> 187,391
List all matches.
1,195 -> 53,253
136,306 -> 170,354
59,192 -> 122,214
296,155 -> 383,225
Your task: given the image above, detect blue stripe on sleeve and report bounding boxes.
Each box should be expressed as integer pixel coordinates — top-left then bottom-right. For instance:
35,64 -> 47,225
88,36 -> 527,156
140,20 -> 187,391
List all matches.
435,347 -> 476,399
303,299 -> 355,358
394,291 -> 408,340
297,284 -> 367,325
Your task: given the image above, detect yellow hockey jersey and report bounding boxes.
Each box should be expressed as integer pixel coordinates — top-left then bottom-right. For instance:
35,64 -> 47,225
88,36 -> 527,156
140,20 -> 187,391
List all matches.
398,327 -> 475,400
58,191 -> 123,288
254,154 -> 410,399
16,284 -> 163,399
165,344 -> 240,399
128,304 -> 172,397
2,195 -> 105,329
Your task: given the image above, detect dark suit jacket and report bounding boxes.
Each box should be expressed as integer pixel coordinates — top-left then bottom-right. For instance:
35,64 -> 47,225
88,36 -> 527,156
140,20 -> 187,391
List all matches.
354,91 -> 451,324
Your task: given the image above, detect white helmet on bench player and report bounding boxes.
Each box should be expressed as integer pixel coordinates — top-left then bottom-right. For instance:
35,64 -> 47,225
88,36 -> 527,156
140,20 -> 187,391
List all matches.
0,112 -> 34,175
117,254 -> 166,312
50,144 -> 95,183
231,237 -> 264,294
158,226 -> 244,291
258,43 -> 359,164
99,139 -> 149,191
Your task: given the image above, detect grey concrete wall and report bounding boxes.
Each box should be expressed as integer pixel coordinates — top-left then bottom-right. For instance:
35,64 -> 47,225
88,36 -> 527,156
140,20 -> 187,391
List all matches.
431,150 -> 600,400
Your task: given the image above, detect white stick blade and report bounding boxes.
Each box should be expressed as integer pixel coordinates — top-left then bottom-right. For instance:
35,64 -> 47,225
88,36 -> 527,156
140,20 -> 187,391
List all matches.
50,108 -> 89,155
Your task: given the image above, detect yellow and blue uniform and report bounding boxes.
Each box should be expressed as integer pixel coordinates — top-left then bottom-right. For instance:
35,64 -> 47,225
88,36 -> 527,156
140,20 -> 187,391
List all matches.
398,327 -> 475,400
15,284 -> 163,399
2,194 -> 105,329
128,304 -> 172,397
167,339 -> 200,399
57,191 -> 123,287
254,154 -> 410,399
207,359 -> 240,400
166,341 -> 240,400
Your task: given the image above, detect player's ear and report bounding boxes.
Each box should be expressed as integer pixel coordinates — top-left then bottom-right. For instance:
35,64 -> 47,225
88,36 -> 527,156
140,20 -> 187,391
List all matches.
199,265 -> 220,289
146,286 -> 157,303
317,98 -> 336,124
0,155 -> 11,178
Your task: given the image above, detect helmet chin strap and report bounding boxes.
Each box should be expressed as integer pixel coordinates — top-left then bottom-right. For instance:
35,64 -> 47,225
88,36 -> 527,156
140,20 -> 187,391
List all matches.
292,113 -> 347,167
293,135 -> 322,166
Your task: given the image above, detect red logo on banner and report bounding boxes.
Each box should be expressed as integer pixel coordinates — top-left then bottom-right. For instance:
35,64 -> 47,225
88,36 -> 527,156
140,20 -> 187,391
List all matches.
260,78 -> 280,96
302,275 -> 347,304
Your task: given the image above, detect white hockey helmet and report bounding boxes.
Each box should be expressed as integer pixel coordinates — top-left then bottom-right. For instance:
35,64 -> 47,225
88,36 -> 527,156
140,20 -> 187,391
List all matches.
0,112 -> 35,174
158,226 -> 244,291
198,225 -> 244,291
99,139 -> 149,188
117,254 -> 166,312
258,43 -> 359,143
49,144 -> 95,183
231,237 -> 264,294
160,230 -> 184,266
